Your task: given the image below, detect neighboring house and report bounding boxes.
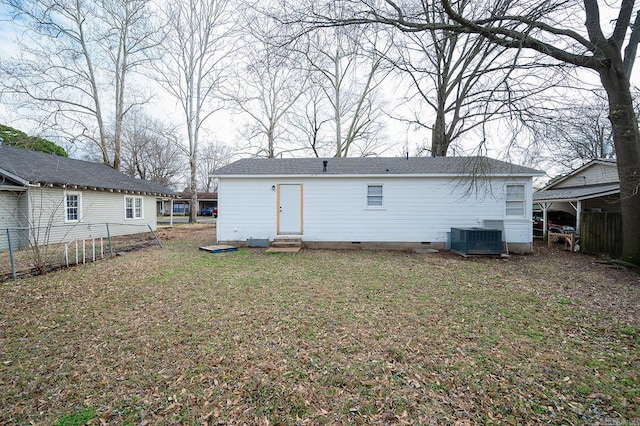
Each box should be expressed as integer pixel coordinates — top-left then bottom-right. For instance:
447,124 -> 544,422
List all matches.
169,192 -> 218,215
533,159 -> 620,233
0,145 -> 176,250
212,157 -> 543,253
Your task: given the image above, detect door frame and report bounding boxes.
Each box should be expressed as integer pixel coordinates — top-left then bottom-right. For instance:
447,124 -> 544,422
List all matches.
276,183 -> 303,235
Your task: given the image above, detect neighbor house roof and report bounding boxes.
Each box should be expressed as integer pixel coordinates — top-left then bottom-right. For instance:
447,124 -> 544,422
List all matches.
533,159 -> 619,203
177,191 -> 218,200
0,145 -> 176,197
544,158 -> 617,189
213,156 -> 543,177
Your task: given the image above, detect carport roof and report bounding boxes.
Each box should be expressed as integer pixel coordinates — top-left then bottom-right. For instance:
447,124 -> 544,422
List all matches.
533,183 -> 620,202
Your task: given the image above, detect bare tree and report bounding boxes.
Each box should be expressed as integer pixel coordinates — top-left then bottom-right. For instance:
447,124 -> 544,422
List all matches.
527,90 -> 615,173
120,111 -> 185,188
288,86 -> 333,157
0,0 -> 159,170
385,1 -> 545,157
197,141 -> 234,192
290,23 -> 391,157
154,0 -> 234,223
228,10 -> 308,159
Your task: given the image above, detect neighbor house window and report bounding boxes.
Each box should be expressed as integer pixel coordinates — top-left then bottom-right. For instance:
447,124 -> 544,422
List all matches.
65,193 -> 81,222
367,184 -> 383,207
505,184 -> 525,217
125,196 -> 144,219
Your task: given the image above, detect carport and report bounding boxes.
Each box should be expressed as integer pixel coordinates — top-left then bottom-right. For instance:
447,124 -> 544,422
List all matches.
533,183 -> 620,238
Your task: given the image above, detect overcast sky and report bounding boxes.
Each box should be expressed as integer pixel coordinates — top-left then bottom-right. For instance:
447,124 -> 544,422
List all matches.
0,1 -> 637,183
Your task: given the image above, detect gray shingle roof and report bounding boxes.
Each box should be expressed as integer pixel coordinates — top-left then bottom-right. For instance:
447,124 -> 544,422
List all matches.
533,183 -> 620,201
213,156 -> 543,177
0,145 -> 176,196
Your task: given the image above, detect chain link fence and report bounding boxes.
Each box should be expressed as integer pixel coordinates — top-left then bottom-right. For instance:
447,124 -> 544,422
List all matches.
0,222 -> 162,281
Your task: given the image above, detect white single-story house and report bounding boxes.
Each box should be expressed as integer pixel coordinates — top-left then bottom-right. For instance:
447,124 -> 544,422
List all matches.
212,156 -> 544,253
533,159 -> 620,234
0,145 -> 176,250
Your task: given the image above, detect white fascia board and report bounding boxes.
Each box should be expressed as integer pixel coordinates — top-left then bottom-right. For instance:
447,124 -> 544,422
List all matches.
0,184 -> 28,191
215,173 -> 542,179
0,168 -> 30,186
537,189 -> 621,203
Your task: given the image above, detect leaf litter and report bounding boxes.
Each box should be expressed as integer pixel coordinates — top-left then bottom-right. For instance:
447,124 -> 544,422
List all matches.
0,224 -> 638,425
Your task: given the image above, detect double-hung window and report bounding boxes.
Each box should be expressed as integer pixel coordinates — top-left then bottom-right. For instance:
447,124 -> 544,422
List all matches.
65,193 -> 81,222
125,196 -> 144,219
367,184 -> 383,207
505,184 -> 525,217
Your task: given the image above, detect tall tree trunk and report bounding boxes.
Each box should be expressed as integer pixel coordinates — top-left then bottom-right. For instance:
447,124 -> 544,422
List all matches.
334,48 -> 343,158
431,108 -> 449,156
190,154 -> 198,223
599,66 -> 640,264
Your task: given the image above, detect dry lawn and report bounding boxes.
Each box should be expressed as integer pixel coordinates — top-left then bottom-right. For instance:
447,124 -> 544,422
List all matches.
1,224 -> 638,425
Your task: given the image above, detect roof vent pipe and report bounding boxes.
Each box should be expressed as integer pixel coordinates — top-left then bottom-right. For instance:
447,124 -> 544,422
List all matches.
323,160 -> 328,172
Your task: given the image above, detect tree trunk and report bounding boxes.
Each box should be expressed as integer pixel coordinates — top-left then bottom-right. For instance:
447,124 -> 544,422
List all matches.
431,109 -> 449,156
189,155 -> 198,224
599,66 -> 640,264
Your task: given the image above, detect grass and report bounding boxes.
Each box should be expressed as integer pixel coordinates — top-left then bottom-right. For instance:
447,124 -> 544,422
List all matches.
1,224 -> 638,424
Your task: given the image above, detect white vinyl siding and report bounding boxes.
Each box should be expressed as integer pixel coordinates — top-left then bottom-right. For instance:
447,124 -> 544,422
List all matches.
125,196 -> 144,219
16,188 -> 157,244
65,192 -> 81,223
505,184 -> 525,217
366,184 -> 383,207
554,163 -> 619,188
216,176 -> 534,248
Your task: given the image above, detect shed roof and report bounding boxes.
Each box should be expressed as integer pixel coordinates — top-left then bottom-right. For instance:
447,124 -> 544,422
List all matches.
0,145 -> 176,197
213,156 -> 543,177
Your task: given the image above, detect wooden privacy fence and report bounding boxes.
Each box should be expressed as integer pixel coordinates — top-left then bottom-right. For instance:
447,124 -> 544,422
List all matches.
580,212 -> 622,258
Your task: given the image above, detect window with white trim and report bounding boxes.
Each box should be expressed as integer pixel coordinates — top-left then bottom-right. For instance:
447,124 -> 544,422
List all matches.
505,184 -> 525,217
367,184 -> 383,207
65,193 -> 81,222
125,196 -> 144,219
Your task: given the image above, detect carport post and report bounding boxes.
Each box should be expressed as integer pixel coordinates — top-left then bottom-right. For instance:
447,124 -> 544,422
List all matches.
541,202 -> 550,241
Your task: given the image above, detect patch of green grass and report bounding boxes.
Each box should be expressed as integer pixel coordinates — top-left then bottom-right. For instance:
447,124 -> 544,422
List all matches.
55,407 -> 97,426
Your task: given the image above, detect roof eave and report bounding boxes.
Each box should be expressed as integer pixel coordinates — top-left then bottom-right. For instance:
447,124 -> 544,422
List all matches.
533,189 -> 620,203
215,172 -> 542,179
38,181 -> 177,197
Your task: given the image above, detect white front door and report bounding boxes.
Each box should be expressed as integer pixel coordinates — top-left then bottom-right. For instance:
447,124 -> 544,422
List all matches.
278,184 -> 302,234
